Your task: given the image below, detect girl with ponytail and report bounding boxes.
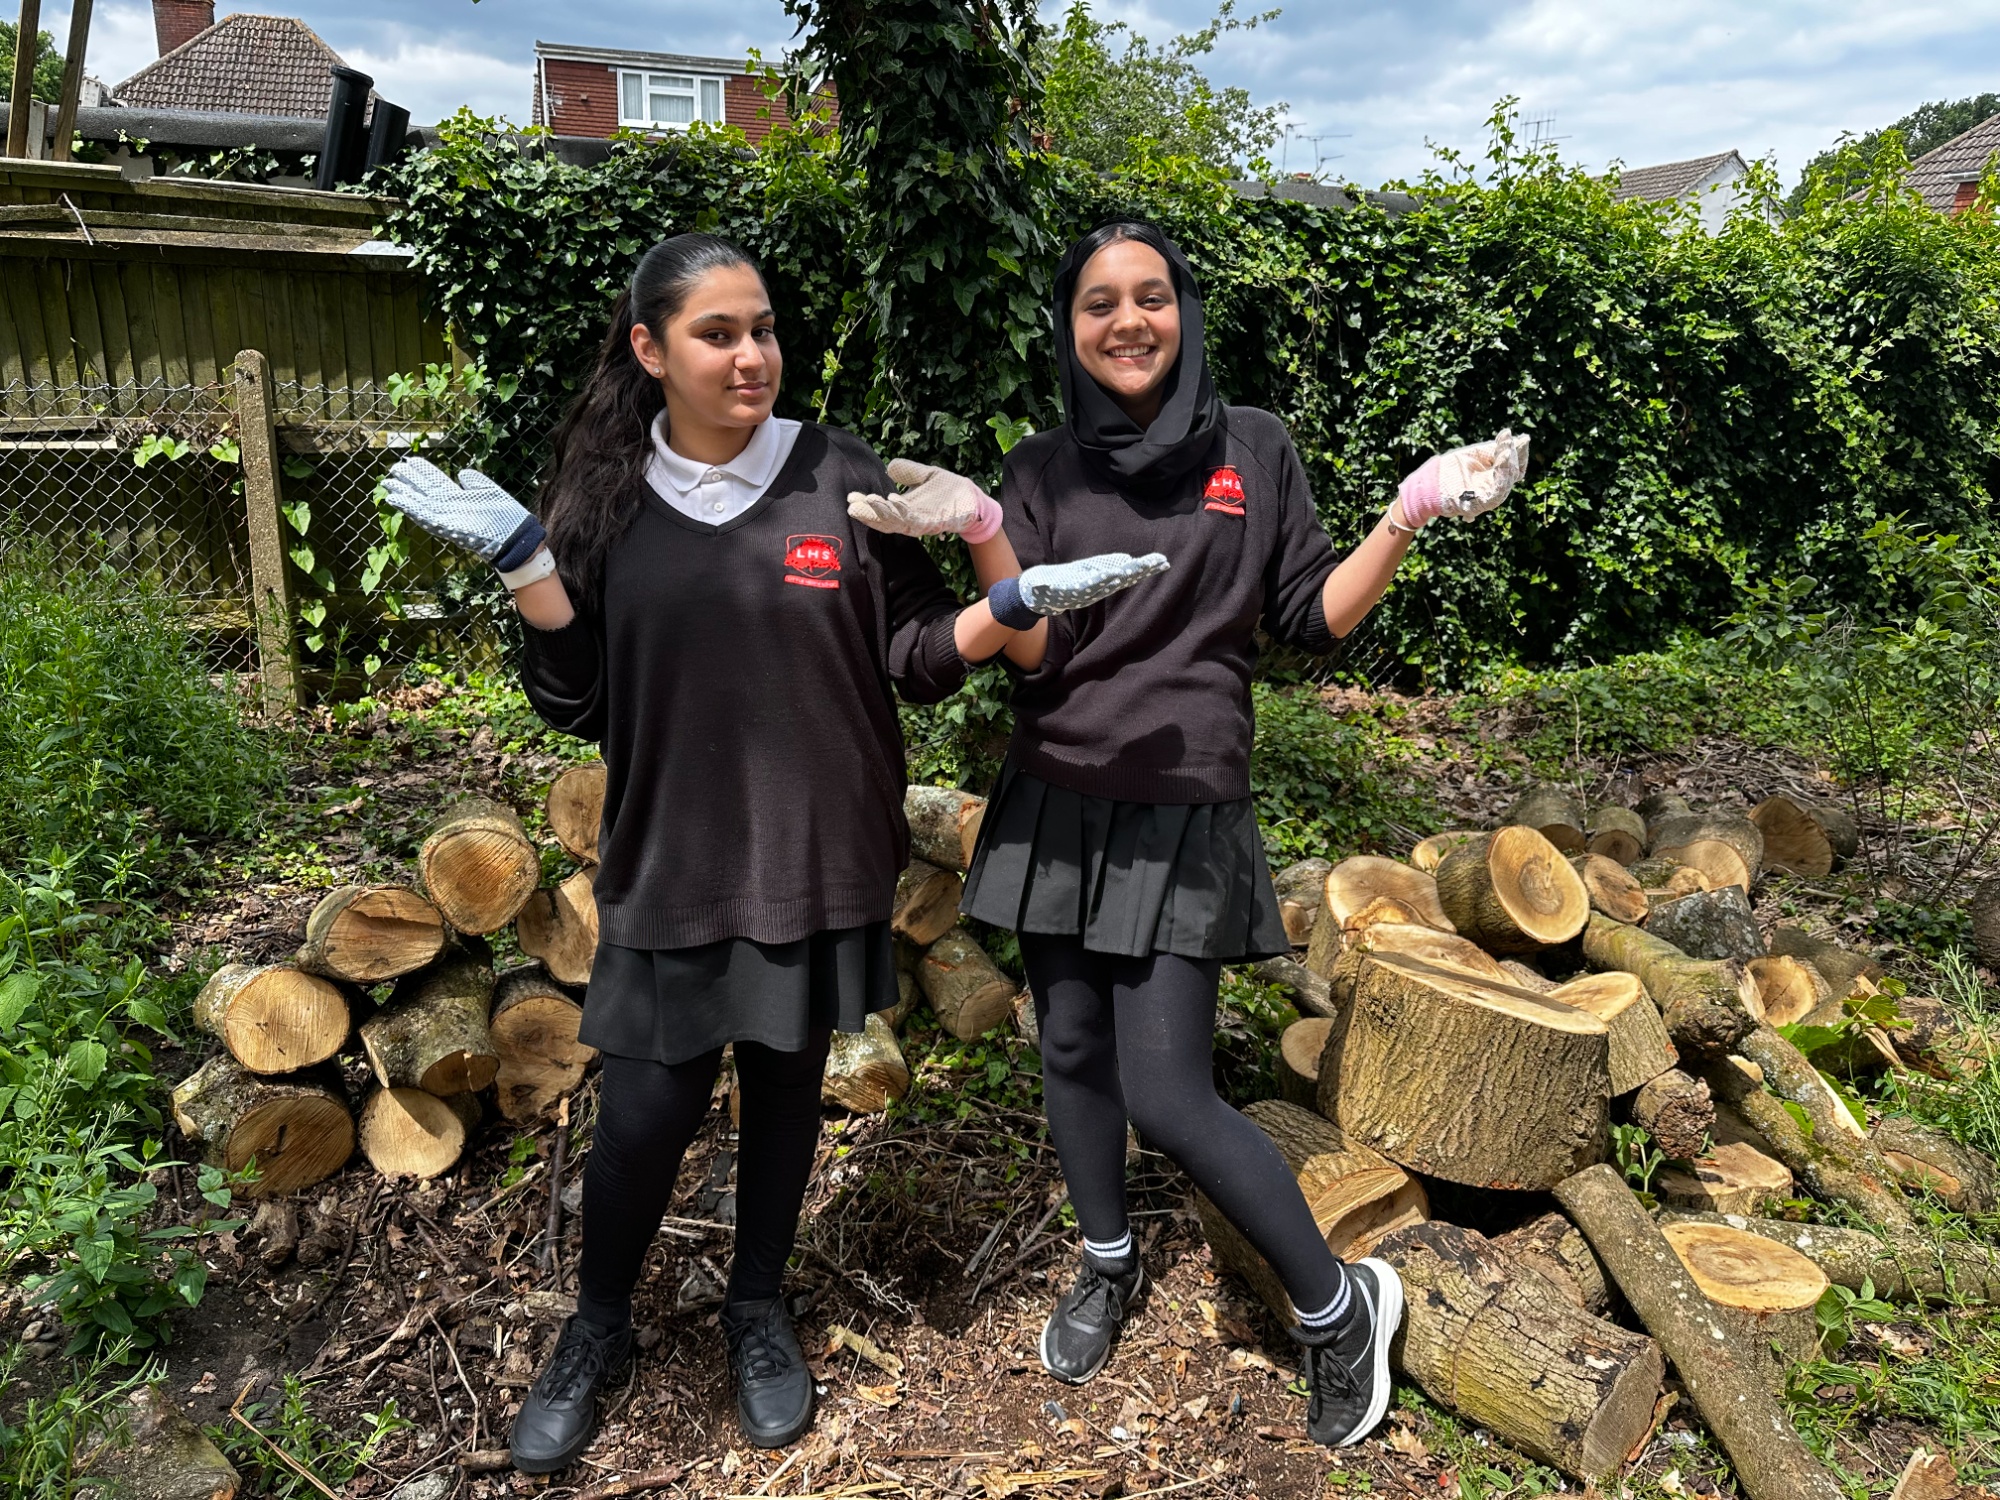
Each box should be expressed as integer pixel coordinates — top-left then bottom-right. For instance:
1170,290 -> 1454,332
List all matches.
381,233 -> 1165,1471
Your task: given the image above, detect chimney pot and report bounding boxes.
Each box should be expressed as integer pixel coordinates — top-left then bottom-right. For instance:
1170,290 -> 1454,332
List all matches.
154,0 -> 217,57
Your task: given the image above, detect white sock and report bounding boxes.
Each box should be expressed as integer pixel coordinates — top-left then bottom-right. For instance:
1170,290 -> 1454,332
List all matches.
1294,1280 -> 1351,1331
1084,1232 -> 1134,1264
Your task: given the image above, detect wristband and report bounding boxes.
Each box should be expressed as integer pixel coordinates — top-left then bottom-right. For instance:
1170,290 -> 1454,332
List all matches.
960,492 -> 1004,545
499,546 -> 558,592
1384,499 -> 1420,537
987,575 -> 1039,631
493,513 -> 550,572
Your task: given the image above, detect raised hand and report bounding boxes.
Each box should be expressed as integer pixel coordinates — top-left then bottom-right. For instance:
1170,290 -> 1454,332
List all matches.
1398,429 -> 1531,525
381,457 -> 547,568
1018,552 -> 1171,614
846,458 -> 1003,541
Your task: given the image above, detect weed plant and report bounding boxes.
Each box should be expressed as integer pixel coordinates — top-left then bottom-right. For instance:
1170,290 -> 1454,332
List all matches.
0,1345 -> 154,1500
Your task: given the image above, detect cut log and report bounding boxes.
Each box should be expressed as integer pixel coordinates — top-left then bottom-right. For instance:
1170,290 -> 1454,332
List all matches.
1493,1210 -> 1612,1316
1434,828 -> 1590,954
1329,951 -> 1611,1189
1196,1101 -> 1428,1318
419,797 -> 542,935
1273,857 -> 1333,945
515,868 -> 598,987
1409,830 -> 1485,873
545,760 -> 607,864
1370,1220 -> 1662,1482
1634,789 -> 1692,832
1624,1068 -> 1715,1161
886,967 -> 923,1030
1549,971 -> 1677,1094
1304,858 -> 1454,975
822,1013 -> 910,1114
1749,795 -> 1834,878
1503,786 -> 1587,854
1579,913 -> 1761,1062
361,948 -> 500,1096
1644,885 -> 1766,963
905,785 -> 985,872
1661,1219 -> 1828,1382
192,963 -> 348,1075
919,926 -> 1016,1040
1011,988 -> 1039,1050
1627,857 -> 1711,897
1767,926 -> 1884,997
294,884 -> 446,983
890,860 -> 963,947
1554,1164 -> 1847,1500
1888,994 -> 1961,1075
1889,1450 -> 1963,1500
1794,991 -> 1904,1077
1746,955 -> 1832,1028
171,1056 -> 353,1198
1584,805 -> 1647,866
1872,1116 -> 1997,1214
1656,1211 -> 2000,1305
1278,1017 -> 1334,1110
489,967 -> 596,1125
1568,853 -> 1649,924
358,1087 -> 481,1179
1656,1141 -> 1795,1214
1498,959 -> 1557,993
1317,922 -> 1509,1004
75,1382 -> 240,1500
1250,955 -> 1337,1020
1648,814 -> 1764,894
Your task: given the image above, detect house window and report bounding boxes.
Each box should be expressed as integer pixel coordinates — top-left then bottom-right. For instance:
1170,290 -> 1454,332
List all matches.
618,70 -> 725,129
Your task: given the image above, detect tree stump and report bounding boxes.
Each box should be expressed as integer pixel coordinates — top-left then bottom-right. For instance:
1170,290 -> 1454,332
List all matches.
545,760 -> 606,864
823,1013 -> 910,1113
1315,922 -> 1510,1016
1657,1211 -> 2000,1305
1277,1017 -> 1333,1109
515,869 -> 598,987
1647,813 -> 1764,894
1409,830 -> 1485,873
75,1382 -> 241,1500
1872,1116 -> 1997,1214
1549,971 -> 1677,1095
1661,1219 -> 1829,1385
294,884 -> 446,983
489,967 -> 596,1124
1584,805 -> 1647,866
1746,955 -> 1832,1027
1493,1210 -> 1612,1316
171,1057 -> 353,1198
905,786 -> 985,872
1624,1068 -> 1715,1161
891,860 -> 964,947
1749,795 -> 1837,878
1644,886 -> 1766,962
1274,857 -> 1333,945
1568,853 -> 1648,924
419,798 -> 541,935
920,926 -> 1016,1040
361,948 -> 499,1096
1656,1140 -> 1795,1214
1434,828 -> 1589,953
1580,913 -> 1760,1062
1503,786 -> 1587,853
1767,926 -> 1884,997
358,1087 -> 481,1179
1329,952 -> 1611,1189
192,963 -> 348,1075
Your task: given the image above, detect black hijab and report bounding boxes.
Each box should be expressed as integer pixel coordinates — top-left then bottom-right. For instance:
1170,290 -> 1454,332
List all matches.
1052,221 -> 1224,498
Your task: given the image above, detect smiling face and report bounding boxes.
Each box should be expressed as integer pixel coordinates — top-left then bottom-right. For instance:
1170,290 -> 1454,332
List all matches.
1069,237 -> 1183,428
629,261 -> 781,452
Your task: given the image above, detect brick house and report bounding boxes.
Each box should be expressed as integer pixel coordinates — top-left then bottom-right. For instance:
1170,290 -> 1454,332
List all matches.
531,42 -> 821,145
1903,111 -> 1999,213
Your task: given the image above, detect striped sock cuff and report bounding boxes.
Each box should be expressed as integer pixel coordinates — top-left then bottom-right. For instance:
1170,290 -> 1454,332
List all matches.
1084,1232 -> 1134,1264
1293,1281 -> 1351,1330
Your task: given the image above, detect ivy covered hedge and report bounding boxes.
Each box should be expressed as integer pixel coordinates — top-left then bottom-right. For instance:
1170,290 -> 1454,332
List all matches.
383,103 -> 2000,680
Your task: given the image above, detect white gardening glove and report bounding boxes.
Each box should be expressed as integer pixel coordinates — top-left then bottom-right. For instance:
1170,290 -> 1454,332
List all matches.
381,457 -> 548,571
987,552 -> 1171,628
847,458 -> 1004,541
1398,429 -> 1531,524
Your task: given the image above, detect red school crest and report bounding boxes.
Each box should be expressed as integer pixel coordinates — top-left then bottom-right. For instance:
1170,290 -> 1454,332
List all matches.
1202,466 -> 1246,516
783,533 -> 843,589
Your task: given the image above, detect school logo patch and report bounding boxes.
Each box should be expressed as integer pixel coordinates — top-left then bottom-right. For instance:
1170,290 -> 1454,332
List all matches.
1203,466 -> 1247,516
782,533 -> 843,589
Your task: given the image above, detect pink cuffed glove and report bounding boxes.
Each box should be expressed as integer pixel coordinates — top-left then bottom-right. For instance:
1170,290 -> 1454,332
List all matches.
1397,429 -> 1531,526
847,458 -> 1004,542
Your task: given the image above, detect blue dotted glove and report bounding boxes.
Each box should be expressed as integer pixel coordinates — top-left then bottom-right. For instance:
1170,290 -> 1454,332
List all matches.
988,552 -> 1171,629
381,457 -> 546,570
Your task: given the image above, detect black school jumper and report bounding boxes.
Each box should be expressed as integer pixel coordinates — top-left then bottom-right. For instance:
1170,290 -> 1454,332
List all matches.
519,420 -> 972,1319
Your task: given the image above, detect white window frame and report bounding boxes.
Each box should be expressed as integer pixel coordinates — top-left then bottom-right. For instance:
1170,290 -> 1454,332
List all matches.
616,69 -> 727,131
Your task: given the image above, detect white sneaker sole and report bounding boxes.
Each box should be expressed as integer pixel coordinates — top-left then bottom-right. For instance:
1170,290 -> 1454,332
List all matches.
1038,1266 -> 1144,1385
1329,1257 -> 1404,1446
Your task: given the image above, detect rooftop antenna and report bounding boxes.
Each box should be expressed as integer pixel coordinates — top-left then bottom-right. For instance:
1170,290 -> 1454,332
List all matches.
1304,131 -> 1352,179
1279,121 -> 1305,176
1524,113 -> 1569,152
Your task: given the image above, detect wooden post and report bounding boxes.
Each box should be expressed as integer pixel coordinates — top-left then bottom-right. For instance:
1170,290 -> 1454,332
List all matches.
49,0 -> 89,163
5,0 -> 42,159
232,349 -> 299,713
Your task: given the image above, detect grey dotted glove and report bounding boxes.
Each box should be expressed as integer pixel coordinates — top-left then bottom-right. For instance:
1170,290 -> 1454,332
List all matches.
381,457 -> 547,570
847,458 -> 1004,540
989,552 -> 1171,628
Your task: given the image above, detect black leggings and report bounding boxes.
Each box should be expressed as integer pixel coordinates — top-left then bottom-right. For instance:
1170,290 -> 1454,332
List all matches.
575,1030 -> 831,1327
1022,932 -> 1346,1315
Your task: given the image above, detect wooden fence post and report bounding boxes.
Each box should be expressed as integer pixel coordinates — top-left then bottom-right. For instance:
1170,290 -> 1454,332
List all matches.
4,0 -> 42,159
51,0 -> 93,164
232,349 -> 300,714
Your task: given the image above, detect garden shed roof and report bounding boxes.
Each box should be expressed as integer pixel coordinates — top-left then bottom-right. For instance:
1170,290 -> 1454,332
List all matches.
1906,111 -> 2000,210
113,13 -> 350,117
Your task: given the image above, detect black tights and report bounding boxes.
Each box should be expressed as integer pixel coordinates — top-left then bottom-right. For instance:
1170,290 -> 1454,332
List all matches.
575,1030 -> 831,1328
1022,932 -> 1347,1317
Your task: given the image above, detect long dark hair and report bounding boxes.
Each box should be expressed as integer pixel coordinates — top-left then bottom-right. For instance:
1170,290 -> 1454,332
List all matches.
540,232 -> 766,601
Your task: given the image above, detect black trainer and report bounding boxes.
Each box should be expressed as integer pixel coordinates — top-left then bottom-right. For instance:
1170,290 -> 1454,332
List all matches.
509,1315 -> 633,1474
1039,1250 -> 1144,1384
720,1296 -> 816,1448
1294,1257 -> 1403,1447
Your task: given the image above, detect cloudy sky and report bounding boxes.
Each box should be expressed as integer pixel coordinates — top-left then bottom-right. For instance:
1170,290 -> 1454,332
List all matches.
50,0 -> 2000,187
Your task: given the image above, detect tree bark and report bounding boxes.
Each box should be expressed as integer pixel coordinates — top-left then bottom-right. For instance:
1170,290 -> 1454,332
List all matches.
1493,1210 -> 1612,1316
1329,951 -> 1611,1189
905,786 -> 985,872
490,966 -> 596,1125
1584,805 -> 1647,866
545,760 -> 606,864
171,1056 -> 353,1198
358,1087 -> 481,1179
1655,1211 -> 2000,1305
1434,828 -> 1589,953
890,860 -> 964,947
1579,913 -> 1761,1062
1498,958 -> 1558,993
1568,853 -> 1649,924
1554,1164 -> 1848,1500
1409,830 -> 1485,873
1644,886 -> 1767,963
919,926 -> 1016,1040
1767,926 -> 1884,998
1277,1017 -> 1333,1109
1745,956 -> 1831,1028
1660,1219 -> 1828,1389
1504,786 -> 1587,853
1648,814 -> 1764,894
419,797 -> 542,935
1624,1068 -> 1715,1161
822,1013 -> 910,1113
294,884 -> 446,983
75,1383 -> 241,1500
1871,1116 -> 1997,1214
1250,954 -> 1338,1019
1887,993 -> 1961,1076
192,962 -> 348,1075
515,868 -> 598,988
1549,971 -> 1678,1095
1274,857 -> 1333,945
361,948 -> 500,1096
1656,1141 -> 1795,1214
1635,789 -> 1692,833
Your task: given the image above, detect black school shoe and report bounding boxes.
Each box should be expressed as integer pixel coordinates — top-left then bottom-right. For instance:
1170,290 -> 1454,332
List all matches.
1294,1257 -> 1404,1447
510,1315 -> 634,1473
1039,1250 -> 1145,1384
720,1296 -> 817,1448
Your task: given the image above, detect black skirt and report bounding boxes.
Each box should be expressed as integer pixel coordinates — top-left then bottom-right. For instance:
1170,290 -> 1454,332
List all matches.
579,922 -> 894,1066
960,760 -> 1290,963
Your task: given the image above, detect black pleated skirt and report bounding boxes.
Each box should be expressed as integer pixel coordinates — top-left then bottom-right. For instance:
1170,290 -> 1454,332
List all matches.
579,922 -> 894,1066
960,760 -> 1290,963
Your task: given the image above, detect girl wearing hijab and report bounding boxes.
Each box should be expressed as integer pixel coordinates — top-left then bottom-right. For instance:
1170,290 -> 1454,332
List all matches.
378,233 -> 1167,1471
848,219 -> 1525,1447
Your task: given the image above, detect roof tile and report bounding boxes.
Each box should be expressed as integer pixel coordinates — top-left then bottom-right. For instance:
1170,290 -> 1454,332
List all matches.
1609,150 -> 1745,203
1906,112 -> 2000,211
113,12 -> 350,117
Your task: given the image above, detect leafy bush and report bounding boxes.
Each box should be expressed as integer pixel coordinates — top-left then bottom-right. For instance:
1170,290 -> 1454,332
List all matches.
1249,682 -> 1431,862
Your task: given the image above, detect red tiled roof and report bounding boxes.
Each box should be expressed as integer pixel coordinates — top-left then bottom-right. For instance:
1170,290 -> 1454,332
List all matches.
1907,112 -> 2000,212
113,12 -> 348,117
